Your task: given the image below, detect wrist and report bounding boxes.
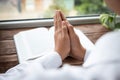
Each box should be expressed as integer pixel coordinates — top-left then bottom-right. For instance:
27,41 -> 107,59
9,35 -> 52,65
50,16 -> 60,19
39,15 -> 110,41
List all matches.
55,49 -> 66,60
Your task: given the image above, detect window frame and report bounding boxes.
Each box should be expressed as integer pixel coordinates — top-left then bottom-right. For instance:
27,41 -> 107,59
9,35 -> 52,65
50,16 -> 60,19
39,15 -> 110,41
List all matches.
0,15 -> 120,29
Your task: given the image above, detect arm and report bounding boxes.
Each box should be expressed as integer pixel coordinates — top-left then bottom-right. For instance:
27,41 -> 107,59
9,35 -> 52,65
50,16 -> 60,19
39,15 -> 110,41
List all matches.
0,51 -> 90,80
0,45 -> 119,80
0,11 -> 88,80
0,11 -> 69,80
0,51 -> 62,80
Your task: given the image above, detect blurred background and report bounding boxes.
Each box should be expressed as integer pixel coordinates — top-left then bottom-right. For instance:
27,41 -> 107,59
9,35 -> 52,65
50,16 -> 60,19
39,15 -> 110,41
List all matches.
0,0 -> 111,20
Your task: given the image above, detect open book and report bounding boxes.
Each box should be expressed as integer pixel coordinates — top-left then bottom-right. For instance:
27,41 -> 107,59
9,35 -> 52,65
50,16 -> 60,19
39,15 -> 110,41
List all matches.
14,27 -> 94,64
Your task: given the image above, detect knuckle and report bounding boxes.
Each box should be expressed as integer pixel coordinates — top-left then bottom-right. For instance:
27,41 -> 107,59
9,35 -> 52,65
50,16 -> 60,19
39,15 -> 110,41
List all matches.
55,30 -> 62,34
55,19 -> 61,22
57,20 -> 61,23
62,26 -> 67,30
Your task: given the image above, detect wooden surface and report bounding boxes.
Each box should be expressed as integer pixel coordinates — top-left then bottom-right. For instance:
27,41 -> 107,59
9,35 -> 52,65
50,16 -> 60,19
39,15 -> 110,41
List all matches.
0,24 -> 109,73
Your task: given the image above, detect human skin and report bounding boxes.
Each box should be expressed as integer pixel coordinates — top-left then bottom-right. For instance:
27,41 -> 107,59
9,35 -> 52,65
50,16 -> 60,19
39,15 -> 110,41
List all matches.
54,11 -> 70,60
66,21 -> 86,61
54,11 -> 86,61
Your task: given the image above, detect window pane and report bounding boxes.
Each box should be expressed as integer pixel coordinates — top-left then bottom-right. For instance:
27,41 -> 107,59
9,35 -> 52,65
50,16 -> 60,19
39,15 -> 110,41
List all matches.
0,0 -> 111,20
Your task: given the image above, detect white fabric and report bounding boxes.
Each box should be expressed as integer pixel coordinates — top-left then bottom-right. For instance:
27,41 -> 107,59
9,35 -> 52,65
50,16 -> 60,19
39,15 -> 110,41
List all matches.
0,31 -> 120,80
83,31 -> 120,67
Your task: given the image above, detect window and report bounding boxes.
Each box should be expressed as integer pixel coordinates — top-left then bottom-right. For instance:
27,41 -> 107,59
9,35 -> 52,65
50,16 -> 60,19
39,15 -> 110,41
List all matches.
0,0 -> 111,21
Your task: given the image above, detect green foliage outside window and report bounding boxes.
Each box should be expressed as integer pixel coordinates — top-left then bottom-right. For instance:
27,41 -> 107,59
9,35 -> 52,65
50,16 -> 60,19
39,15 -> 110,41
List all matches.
43,0 -> 111,17
43,0 -> 69,17
75,0 -> 111,15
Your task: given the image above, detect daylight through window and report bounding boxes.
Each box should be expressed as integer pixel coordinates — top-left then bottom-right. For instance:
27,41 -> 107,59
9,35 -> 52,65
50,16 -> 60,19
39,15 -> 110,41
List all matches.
0,0 -> 111,20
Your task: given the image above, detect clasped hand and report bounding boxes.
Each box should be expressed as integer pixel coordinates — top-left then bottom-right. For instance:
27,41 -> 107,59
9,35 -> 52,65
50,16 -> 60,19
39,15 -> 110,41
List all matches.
54,11 -> 86,61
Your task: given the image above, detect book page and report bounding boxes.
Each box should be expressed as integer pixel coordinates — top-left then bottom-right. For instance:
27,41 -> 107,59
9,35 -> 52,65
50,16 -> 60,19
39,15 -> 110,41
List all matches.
14,28 -> 50,63
48,27 -> 55,50
14,27 -> 94,64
